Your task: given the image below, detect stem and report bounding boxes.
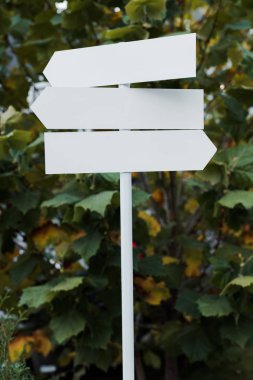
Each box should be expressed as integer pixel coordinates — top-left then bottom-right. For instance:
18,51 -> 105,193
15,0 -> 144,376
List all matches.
139,172 -> 166,226
169,172 -> 177,224
185,208 -> 201,235
165,356 -> 178,380
168,172 -> 180,257
135,352 -> 146,380
178,0 -> 185,29
197,0 -> 222,72
160,172 -> 170,224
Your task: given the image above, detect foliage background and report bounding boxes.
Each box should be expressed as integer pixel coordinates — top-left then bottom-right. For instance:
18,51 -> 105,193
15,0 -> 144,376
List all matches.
0,0 -> 253,379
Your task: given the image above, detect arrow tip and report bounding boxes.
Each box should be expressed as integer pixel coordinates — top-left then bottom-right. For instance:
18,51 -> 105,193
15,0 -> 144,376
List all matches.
43,51 -> 59,85
201,133 -> 217,170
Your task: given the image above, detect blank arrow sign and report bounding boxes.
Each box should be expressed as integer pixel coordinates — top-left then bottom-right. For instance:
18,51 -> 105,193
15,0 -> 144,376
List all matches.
44,130 -> 216,174
31,88 -> 203,130
44,34 -> 196,87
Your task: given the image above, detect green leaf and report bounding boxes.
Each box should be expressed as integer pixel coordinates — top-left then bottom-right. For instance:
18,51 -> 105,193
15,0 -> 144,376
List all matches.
163,263 -> 183,288
86,274 -> 108,289
12,190 -> 40,214
0,136 -> 9,160
76,345 -> 114,371
103,25 -> 148,42
175,289 -> 200,318
218,191 -> 253,209
225,20 -> 251,31
0,106 -> 22,128
132,188 -> 150,207
196,164 -> 222,186
75,191 -> 116,216
10,254 -> 38,284
215,145 -> 253,169
19,278 -> 83,308
242,256 -> 253,276
0,7 -> 11,34
99,173 -> 119,183
8,130 -> 33,150
214,145 -> 253,186
19,284 -> 54,308
51,277 -> 83,292
41,193 -> 81,208
221,94 -> 246,122
72,232 -> 103,261
222,276 -> 253,294
138,255 -> 164,276
143,351 -> 161,369
84,317 -> 112,349
11,15 -> 31,36
126,0 -> 166,22
197,295 -> 233,317
179,324 -> 213,362
220,317 -> 253,348
50,310 -> 86,344
159,321 -> 181,354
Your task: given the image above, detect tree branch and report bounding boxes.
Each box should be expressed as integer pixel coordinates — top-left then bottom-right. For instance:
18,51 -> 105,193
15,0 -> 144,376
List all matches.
165,356 -> 178,380
135,352 -> 146,380
197,0 -> 222,72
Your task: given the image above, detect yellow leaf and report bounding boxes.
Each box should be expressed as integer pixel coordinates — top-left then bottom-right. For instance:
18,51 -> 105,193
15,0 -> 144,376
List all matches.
146,245 -> 155,256
197,234 -> 205,241
184,251 -> 202,278
32,223 -> 68,251
184,314 -> 193,323
62,261 -> 83,273
58,350 -> 75,367
152,188 -> 164,205
184,198 -> 199,214
71,230 -> 86,241
111,9 -> 123,22
134,276 -> 170,306
2,247 -> 19,272
146,286 -> 170,306
9,336 -> 34,362
138,211 -> 161,237
162,256 -> 179,265
33,330 -> 52,357
243,234 -> 253,246
109,230 -> 121,245
55,230 -> 86,259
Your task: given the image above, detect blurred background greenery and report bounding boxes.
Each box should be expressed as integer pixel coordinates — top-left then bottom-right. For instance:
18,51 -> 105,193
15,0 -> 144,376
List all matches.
0,0 -> 253,379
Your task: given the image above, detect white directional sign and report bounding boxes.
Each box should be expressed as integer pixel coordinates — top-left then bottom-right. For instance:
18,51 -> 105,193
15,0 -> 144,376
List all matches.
31,32 -> 216,380
44,34 -> 196,87
44,131 -> 216,174
31,88 -> 203,130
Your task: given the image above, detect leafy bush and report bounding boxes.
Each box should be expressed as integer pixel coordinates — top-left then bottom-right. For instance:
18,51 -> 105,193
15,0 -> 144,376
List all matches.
0,0 -> 253,379
0,296 -> 33,380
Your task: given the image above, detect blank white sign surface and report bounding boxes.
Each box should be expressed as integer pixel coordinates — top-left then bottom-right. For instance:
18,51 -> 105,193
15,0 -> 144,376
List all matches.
32,88 -> 203,130
44,34 -> 196,87
44,130 -> 216,174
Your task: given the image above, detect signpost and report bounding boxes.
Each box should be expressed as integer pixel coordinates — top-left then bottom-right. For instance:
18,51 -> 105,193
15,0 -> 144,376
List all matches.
31,33 -> 216,380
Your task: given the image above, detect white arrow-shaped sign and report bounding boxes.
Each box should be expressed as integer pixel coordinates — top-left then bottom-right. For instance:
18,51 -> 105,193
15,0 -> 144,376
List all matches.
44,130 -> 216,174
44,33 -> 196,87
31,88 -> 204,130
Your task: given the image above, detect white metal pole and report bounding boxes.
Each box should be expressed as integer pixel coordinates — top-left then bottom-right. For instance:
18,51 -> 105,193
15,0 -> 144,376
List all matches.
119,83 -> 135,380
